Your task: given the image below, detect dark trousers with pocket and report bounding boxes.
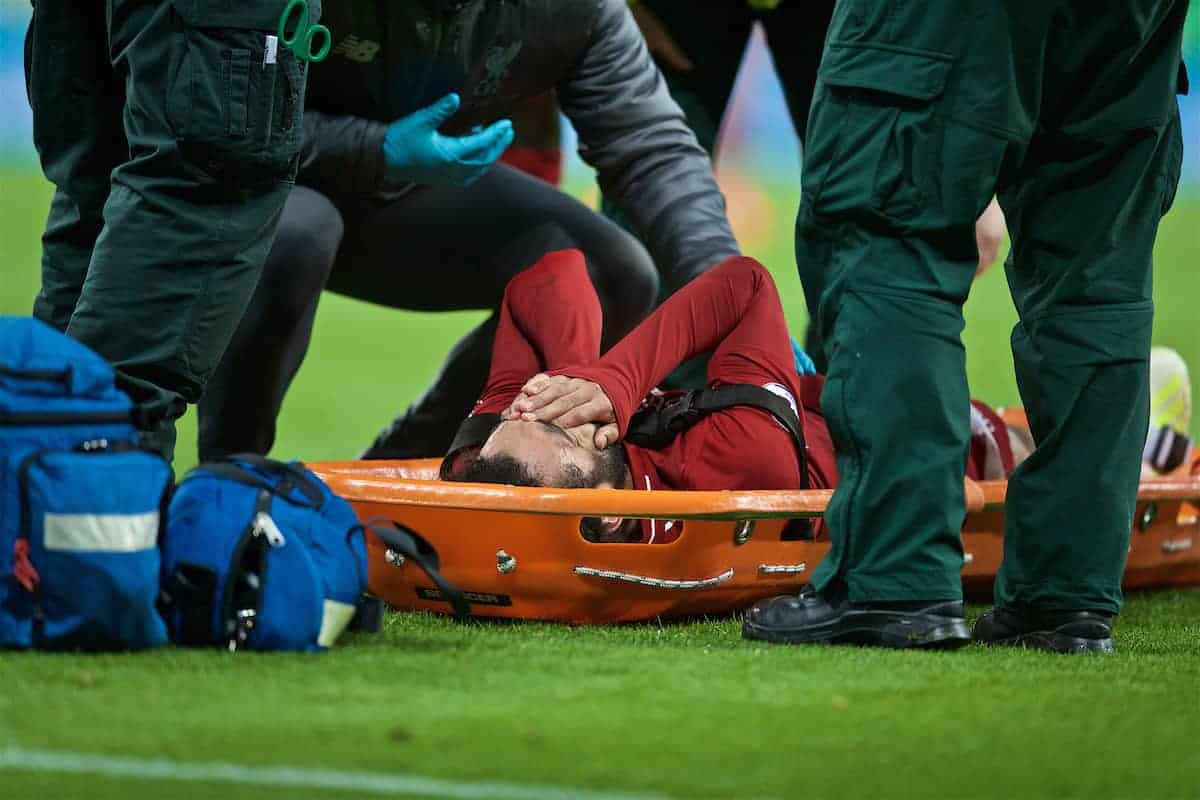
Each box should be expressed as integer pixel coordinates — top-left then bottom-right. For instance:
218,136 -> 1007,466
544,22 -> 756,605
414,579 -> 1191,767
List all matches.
615,0 -> 836,159
25,0 -> 310,457
196,165 -> 659,461
798,0 -> 1187,612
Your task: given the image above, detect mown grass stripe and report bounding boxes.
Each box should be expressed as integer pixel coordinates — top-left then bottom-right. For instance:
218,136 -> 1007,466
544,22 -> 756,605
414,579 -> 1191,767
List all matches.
0,747 -> 672,800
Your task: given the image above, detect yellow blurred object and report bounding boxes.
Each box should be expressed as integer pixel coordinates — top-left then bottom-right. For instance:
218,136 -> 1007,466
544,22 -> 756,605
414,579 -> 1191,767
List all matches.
1150,346 -> 1192,433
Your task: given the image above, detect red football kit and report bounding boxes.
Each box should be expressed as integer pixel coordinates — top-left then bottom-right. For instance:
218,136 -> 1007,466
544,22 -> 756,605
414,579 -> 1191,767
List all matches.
472,250 -> 1012,544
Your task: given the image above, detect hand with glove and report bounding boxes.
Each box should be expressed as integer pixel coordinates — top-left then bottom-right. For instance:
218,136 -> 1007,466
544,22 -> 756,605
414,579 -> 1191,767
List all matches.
382,93 -> 514,186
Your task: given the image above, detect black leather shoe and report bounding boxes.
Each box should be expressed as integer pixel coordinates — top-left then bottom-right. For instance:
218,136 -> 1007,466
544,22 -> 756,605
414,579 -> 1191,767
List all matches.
742,587 -> 970,649
973,606 -> 1114,654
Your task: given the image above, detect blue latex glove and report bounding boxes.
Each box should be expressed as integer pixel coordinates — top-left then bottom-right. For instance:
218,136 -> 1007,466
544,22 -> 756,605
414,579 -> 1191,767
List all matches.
791,337 -> 817,376
382,93 -> 514,186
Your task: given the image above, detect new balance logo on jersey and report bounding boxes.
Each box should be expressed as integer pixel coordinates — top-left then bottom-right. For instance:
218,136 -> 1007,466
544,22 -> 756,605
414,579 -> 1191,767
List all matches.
333,35 -> 381,63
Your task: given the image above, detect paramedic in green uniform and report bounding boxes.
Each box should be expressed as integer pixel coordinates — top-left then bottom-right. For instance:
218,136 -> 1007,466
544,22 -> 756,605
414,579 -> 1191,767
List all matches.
24,0 -> 325,456
743,0 -> 1188,652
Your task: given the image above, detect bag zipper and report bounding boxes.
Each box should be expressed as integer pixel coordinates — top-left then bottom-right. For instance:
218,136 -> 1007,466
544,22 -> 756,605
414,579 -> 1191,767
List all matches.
16,448 -> 49,642
252,511 -> 287,547
12,538 -> 39,592
222,491 -> 285,651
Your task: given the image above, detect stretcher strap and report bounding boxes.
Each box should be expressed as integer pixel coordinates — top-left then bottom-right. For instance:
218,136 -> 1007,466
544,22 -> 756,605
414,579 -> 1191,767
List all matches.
369,521 -> 471,618
573,565 -> 734,589
627,385 -> 809,488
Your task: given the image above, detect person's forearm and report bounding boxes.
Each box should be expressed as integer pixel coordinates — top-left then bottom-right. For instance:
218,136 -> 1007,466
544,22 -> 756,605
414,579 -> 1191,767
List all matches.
475,250 -> 602,413
297,111 -> 390,196
560,256 -> 770,432
506,250 -> 602,369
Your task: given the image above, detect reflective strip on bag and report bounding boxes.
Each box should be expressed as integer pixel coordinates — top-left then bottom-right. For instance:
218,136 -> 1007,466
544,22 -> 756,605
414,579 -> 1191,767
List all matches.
43,512 -> 159,552
316,599 -> 357,648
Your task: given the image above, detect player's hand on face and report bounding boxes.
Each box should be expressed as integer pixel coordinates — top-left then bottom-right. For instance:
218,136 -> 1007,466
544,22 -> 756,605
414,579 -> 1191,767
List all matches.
505,374 -> 619,448
570,420 -> 619,450
500,373 -> 548,421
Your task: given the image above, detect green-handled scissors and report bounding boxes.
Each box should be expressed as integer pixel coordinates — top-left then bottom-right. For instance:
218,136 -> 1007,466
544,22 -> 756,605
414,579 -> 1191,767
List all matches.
278,0 -> 332,63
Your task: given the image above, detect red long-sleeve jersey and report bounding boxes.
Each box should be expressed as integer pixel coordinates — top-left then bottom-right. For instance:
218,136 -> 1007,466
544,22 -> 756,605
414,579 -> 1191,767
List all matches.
473,249 -> 604,414
474,251 -> 836,543
472,250 -> 1011,544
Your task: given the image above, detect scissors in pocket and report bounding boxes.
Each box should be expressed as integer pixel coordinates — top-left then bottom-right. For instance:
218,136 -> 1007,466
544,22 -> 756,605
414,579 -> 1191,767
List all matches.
277,0 -> 332,63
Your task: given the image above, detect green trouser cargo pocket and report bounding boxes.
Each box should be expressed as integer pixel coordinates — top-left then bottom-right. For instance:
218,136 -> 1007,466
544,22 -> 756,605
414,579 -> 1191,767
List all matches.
165,0 -> 313,181
802,44 -> 952,227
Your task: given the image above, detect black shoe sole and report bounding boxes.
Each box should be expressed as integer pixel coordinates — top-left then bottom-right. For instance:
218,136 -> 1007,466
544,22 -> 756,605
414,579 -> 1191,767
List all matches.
743,608 -> 971,650
975,631 -> 1115,654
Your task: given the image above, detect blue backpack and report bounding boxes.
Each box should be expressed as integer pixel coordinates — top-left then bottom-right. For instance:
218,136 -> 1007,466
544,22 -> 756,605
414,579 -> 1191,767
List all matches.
0,317 -> 171,651
160,455 -> 468,651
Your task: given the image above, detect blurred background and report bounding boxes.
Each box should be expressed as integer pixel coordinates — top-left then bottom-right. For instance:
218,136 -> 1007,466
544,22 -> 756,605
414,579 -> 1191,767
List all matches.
1,2 -> 1196,468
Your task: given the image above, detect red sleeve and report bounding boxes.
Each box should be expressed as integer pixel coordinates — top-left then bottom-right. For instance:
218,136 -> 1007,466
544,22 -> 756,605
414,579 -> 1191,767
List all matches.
556,256 -> 795,435
499,146 -> 563,186
474,249 -> 603,414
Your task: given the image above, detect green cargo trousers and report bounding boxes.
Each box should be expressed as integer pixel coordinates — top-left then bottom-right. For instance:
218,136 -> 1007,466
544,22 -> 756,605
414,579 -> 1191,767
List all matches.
797,0 -> 1187,613
25,0 -> 316,457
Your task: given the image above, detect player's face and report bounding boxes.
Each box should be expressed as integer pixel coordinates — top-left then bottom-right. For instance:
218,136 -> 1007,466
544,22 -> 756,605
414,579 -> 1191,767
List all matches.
483,420 -> 626,489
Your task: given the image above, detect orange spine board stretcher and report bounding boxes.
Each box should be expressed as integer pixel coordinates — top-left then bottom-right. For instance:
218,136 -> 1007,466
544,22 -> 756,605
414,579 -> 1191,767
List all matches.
309,457 -> 1200,624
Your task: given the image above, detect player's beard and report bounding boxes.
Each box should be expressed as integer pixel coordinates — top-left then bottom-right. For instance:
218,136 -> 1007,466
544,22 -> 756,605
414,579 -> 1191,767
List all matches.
587,443 -> 629,489
560,443 -> 629,490
573,446 -> 636,543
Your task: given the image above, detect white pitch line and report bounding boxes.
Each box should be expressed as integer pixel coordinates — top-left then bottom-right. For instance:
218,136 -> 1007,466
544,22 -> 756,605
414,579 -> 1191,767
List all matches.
0,747 -> 672,800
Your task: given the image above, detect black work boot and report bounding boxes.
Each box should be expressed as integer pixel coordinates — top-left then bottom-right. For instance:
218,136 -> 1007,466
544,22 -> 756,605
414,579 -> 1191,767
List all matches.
361,320 -> 496,460
360,409 -> 441,460
360,374 -> 482,459
972,606 -> 1114,654
742,585 -> 970,649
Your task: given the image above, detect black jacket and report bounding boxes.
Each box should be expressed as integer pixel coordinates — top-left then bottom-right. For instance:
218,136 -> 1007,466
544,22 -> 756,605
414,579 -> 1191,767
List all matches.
299,0 -> 740,288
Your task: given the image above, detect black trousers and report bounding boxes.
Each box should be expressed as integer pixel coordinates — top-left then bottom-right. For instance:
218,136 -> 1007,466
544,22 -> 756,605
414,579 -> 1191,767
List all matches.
629,0 -> 834,154
602,0 -> 837,372
197,164 -> 659,461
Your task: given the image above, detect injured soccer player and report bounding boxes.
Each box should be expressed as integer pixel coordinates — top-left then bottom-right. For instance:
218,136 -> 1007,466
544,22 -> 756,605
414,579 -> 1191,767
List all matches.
440,249 -> 1021,543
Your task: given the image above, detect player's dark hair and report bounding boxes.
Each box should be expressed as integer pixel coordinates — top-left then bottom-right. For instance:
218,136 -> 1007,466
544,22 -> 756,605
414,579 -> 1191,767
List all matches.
444,452 -> 543,487
439,423 -> 629,490
441,451 -> 597,489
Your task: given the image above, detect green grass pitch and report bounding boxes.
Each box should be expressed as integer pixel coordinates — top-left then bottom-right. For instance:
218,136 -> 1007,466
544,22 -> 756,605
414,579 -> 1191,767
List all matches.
2,168 -> 1199,798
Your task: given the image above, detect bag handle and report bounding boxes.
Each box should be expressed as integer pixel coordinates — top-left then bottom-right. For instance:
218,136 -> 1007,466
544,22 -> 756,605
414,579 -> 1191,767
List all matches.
200,454 -> 325,508
366,520 -> 471,619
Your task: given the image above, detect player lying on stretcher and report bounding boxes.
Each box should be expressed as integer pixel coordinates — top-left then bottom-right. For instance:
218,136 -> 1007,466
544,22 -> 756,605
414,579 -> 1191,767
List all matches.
441,250 -> 1191,543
